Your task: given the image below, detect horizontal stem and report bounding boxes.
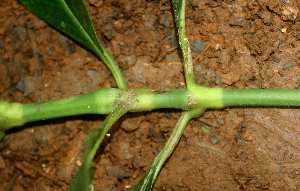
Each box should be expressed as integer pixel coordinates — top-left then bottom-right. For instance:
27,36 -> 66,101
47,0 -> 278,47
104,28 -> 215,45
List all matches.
2,87 -> 300,130
0,88 -> 189,130
22,88 -> 122,124
0,101 -> 23,130
191,87 -> 300,109
222,89 -> 300,107
131,89 -> 189,111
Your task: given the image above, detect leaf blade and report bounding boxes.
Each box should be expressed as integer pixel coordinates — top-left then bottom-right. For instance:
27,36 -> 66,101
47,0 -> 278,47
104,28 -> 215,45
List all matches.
19,0 -> 98,53
18,0 -> 128,89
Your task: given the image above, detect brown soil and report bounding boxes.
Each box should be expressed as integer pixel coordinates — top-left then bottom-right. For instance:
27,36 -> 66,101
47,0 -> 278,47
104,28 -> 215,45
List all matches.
1,0 -> 300,190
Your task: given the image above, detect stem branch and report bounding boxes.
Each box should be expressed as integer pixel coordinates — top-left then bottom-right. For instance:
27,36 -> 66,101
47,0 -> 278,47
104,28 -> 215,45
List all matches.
131,108 -> 206,190
172,0 -> 197,89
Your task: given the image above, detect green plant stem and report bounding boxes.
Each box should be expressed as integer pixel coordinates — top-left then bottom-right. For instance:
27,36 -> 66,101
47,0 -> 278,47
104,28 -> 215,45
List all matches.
2,87 -> 300,130
23,88 -> 122,123
0,101 -> 23,130
222,89 -> 300,107
21,88 -> 188,123
190,87 -> 300,109
172,0 -> 197,90
131,108 -> 206,191
126,89 -> 189,112
97,47 -> 128,89
0,88 -> 189,130
69,107 -> 128,191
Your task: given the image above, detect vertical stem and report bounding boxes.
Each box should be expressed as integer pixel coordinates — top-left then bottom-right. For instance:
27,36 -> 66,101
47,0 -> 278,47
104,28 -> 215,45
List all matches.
96,45 -> 128,89
173,0 -> 197,90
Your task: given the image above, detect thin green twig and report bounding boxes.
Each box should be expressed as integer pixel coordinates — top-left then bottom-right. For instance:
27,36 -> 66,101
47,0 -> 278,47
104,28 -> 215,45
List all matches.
131,108 -> 206,190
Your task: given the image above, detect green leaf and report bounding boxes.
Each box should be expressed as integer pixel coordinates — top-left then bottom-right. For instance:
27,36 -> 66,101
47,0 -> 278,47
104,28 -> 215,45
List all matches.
68,108 -> 127,191
19,0 -> 100,56
130,162 -> 156,191
18,0 -> 128,89
201,126 -> 210,134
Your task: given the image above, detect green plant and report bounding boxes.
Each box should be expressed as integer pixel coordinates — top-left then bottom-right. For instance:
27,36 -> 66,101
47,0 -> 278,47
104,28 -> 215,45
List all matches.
1,0 -> 300,190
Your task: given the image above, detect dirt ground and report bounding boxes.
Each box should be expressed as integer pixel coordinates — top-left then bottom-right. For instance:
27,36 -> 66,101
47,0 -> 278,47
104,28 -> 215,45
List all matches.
1,0 -> 300,190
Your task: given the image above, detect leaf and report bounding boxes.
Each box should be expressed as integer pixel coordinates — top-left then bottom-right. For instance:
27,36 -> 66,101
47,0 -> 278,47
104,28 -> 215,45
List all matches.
19,0 -> 102,58
18,0 -> 128,89
130,163 -> 156,191
201,126 -> 210,134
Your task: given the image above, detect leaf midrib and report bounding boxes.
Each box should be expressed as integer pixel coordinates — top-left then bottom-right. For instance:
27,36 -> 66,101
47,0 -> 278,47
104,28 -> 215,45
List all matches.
59,0 -> 100,54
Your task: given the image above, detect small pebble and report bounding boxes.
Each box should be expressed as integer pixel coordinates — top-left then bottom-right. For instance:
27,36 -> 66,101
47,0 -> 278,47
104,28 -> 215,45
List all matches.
160,13 -> 172,28
216,74 -> 223,85
164,113 -> 173,119
229,17 -> 248,27
211,134 -> 220,144
14,26 -> 27,41
75,160 -> 82,167
283,63 -> 292,70
191,39 -> 207,53
259,11 -> 272,24
154,134 -> 167,142
57,35 -> 69,46
17,76 -> 35,97
235,133 -> 242,145
195,65 -> 202,72
102,20 -> 115,40
66,41 -> 75,57
119,55 -> 136,69
88,70 -> 100,85
60,126 -> 72,135
281,28 -> 287,33
203,9 -> 214,23
204,70 -> 212,79
148,126 -> 155,136
106,165 -> 131,179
